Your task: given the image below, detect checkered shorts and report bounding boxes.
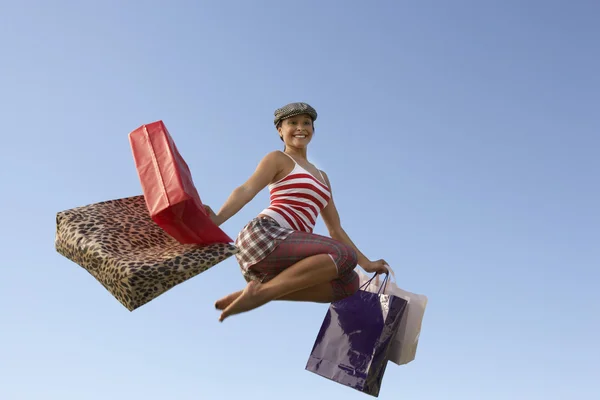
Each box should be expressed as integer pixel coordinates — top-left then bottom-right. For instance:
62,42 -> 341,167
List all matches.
235,216 -> 359,301
235,216 -> 294,271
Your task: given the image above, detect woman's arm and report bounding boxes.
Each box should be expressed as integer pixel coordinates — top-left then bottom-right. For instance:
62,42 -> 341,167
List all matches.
209,151 -> 281,226
319,171 -> 388,275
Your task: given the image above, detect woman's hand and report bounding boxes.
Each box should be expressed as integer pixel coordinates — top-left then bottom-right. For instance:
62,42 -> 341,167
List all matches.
203,205 -> 221,226
362,259 -> 389,275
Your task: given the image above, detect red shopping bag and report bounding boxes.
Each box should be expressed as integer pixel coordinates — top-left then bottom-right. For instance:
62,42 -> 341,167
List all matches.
129,120 -> 233,245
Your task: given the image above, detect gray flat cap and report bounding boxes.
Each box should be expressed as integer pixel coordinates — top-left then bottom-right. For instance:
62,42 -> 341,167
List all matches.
274,102 -> 318,127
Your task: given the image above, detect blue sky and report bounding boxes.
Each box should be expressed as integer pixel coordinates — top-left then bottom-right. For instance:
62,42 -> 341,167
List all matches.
1,1 -> 598,399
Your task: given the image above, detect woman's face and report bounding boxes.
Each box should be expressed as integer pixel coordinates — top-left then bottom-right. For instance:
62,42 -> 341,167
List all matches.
278,114 -> 314,148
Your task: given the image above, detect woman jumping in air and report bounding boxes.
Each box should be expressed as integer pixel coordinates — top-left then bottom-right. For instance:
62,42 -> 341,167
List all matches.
206,102 -> 389,322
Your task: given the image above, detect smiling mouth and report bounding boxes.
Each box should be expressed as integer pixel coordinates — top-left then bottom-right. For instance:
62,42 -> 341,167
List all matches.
294,135 -> 307,138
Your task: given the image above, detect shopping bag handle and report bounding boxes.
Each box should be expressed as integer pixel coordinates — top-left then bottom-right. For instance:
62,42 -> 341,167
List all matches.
360,272 -> 390,294
385,264 -> 396,281
373,263 -> 396,287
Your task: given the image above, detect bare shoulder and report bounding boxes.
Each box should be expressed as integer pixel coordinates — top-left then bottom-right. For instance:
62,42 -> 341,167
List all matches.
257,150 -> 295,184
256,150 -> 286,170
240,151 -> 284,196
261,150 -> 284,163
318,169 -> 332,188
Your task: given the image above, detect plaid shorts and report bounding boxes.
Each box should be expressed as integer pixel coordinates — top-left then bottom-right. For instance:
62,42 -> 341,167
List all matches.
235,216 -> 294,271
235,216 -> 359,301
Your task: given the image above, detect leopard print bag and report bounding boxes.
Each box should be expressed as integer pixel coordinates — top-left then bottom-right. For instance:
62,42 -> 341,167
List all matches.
55,195 -> 238,311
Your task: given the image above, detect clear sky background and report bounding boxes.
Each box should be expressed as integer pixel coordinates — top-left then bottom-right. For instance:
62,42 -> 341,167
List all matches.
1,1 -> 598,399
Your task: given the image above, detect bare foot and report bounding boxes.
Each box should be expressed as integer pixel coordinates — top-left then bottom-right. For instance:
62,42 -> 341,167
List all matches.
219,281 -> 268,322
214,290 -> 243,310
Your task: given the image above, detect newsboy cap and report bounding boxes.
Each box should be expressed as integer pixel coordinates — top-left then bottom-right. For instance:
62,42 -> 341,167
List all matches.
273,102 -> 318,127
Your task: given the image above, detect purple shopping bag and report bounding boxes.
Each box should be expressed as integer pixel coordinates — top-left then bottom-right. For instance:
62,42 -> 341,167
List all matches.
305,275 -> 407,397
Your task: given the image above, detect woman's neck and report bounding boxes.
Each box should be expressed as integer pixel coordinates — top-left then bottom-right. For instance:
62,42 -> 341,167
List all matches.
285,147 -> 308,160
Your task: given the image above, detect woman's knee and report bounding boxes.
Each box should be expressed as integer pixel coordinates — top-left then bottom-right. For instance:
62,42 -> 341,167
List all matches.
331,270 -> 359,301
334,242 -> 358,276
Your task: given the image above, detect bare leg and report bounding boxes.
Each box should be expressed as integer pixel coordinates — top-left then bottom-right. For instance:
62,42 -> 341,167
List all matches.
219,254 -> 337,321
215,281 -> 333,310
277,282 -> 333,303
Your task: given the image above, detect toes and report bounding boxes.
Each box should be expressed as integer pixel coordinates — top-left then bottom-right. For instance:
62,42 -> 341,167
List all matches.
219,301 -> 236,322
219,311 -> 228,322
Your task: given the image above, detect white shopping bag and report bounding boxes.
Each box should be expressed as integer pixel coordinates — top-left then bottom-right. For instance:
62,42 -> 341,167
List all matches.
357,266 -> 428,366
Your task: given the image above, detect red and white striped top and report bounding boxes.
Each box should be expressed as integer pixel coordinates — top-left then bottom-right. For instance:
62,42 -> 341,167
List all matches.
260,154 -> 331,233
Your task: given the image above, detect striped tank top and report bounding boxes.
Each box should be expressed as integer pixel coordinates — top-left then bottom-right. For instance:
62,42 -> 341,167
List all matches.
259,152 -> 331,233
